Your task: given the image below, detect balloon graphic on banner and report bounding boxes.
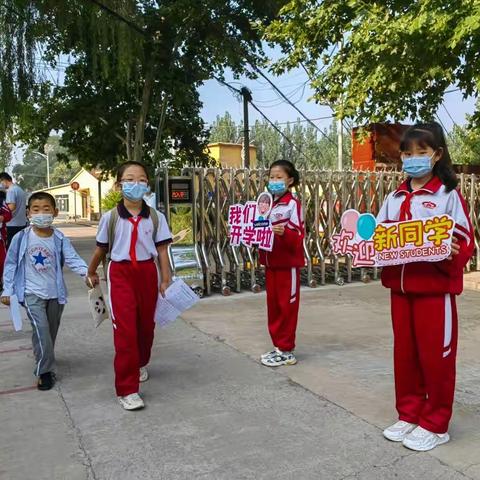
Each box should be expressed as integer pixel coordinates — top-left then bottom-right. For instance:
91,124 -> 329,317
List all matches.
341,209 -> 360,235
357,213 -> 377,240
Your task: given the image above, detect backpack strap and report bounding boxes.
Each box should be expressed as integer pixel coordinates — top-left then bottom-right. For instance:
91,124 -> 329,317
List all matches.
149,207 -> 159,243
107,207 -> 119,261
104,207 -> 157,274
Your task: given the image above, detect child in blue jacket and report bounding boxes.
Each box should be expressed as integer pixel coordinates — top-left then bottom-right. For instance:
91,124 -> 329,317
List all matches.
1,192 -> 88,390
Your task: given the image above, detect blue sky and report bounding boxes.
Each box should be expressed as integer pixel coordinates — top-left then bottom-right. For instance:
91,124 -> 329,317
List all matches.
199,68 -> 476,132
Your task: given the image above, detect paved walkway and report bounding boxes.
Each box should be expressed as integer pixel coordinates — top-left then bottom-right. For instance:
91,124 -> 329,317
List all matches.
0,224 -> 479,479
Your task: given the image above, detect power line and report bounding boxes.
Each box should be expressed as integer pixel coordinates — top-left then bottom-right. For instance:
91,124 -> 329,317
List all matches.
441,102 -> 459,129
215,77 -> 322,165
251,66 -> 338,149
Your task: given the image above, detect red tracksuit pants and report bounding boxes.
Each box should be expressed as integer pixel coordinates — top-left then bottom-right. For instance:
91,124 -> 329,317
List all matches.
391,292 -> 458,433
266,267 -> 301,352
108,260 -> 158,396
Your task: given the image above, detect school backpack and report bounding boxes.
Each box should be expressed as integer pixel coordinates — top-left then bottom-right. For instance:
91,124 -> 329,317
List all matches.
105,206 -> 159,261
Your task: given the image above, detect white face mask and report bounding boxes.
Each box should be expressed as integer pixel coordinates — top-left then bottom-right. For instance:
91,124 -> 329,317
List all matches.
30,213 -> 54,228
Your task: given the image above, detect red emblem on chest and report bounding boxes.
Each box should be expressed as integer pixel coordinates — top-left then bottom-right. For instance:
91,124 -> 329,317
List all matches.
422,201 -> 437,209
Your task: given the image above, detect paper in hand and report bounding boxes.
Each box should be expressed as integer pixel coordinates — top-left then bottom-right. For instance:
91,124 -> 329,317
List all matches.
9,295 -> 23,332
154,279 -> 200,328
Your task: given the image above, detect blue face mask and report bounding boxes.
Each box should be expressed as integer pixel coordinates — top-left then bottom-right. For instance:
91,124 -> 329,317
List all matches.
268,180 -> 287,195
30,213 -> 54,228
402,154 -> 435,178
122,182 -> 150,201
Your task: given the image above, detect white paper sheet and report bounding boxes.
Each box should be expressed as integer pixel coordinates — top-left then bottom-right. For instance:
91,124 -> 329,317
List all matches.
9,295 -> 23,332
154,279 -> 199,328
165,278 -> 200,311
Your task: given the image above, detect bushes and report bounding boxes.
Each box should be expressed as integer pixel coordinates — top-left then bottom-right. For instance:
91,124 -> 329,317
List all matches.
101,189 -> 122,211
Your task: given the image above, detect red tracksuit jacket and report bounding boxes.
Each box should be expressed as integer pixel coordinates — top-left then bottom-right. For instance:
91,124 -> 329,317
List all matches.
377,176 -> 474,294
258,191 -> 305,268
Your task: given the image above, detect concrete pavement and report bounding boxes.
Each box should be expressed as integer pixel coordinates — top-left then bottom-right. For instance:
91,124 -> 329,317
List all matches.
0,224 -> 479,479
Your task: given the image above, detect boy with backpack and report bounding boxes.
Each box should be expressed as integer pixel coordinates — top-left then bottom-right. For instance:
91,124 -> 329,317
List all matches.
1,192 -> 88,390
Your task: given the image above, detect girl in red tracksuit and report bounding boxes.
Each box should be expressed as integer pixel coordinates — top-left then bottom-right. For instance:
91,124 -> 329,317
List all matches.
88,161 -> 172,411
259,160 -> 305,367
378,123 -> 474,452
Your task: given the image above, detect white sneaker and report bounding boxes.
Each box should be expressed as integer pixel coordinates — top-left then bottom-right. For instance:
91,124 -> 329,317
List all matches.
261,350 -> 297,367
402,426 -> 450,451
118,393 -> 145,411
261,348 -> 279,360
139,367 -> 149,382
383,421 -> 417,442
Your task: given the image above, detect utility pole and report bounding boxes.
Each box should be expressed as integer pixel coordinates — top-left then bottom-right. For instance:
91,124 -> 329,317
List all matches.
241,87 -> 252,169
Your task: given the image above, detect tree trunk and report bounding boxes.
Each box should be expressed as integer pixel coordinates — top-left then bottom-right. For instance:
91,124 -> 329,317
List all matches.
126,118 -> 133,161
133,63 -> 154,163
153,94 -> 168,166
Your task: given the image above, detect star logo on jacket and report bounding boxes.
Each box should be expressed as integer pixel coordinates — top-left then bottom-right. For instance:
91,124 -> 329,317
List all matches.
33,252 -> 47,265
422,201 -> 437,209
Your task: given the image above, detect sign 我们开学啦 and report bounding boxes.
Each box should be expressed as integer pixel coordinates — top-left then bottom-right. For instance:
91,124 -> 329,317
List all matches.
228,192 -> 274,252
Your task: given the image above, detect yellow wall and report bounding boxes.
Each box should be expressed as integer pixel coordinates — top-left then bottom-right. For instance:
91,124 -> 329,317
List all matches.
40,169 -> 114,220
207,142 -> 257,168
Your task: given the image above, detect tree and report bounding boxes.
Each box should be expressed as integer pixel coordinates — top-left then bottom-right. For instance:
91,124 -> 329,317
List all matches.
448,123 -> 480,165
264,1 -> 480,129
209,113 -> 239,143
2,1 -> 287,174
208,112 -> 352,169
13,135 -> 80,191
0,137 -> 12,171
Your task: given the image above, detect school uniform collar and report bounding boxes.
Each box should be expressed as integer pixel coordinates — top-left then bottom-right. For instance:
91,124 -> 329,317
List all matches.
394,175 -> 443,196
273,190 -> 294,206
117,199 -> 150,219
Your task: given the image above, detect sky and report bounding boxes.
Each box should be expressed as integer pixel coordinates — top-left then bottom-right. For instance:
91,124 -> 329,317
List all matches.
198,67 -> 476,133
11,47 -> 477,169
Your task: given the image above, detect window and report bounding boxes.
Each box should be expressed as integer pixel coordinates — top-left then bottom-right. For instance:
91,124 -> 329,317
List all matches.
55,194 -> 69,212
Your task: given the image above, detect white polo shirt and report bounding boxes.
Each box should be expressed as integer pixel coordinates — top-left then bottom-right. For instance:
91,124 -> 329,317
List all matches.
96,201 -> 172,262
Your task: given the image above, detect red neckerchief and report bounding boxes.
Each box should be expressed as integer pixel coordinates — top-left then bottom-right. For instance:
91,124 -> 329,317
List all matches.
394,176 -> 443,221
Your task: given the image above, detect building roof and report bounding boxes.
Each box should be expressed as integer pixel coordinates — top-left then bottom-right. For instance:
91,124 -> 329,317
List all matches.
39,168 -> 106,193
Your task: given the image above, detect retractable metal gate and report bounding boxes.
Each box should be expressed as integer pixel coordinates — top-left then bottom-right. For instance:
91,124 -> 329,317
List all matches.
156,168 -> 480,296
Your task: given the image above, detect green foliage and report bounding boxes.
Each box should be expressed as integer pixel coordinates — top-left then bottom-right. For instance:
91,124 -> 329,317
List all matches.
12,135 -> 80,191
209,112 -> 351,169
170,207 -> 193,244
0,137 -> 12,171
448,123 -> 480,165
264,1 -> 480,129
2,0 -> 287,174
208,112 -> 239,144
101,189 -> 122,212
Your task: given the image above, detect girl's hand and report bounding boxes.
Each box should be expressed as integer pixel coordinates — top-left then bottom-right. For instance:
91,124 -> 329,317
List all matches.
87,273 -> 100,287
447,237 -> 460,260
1,296 -> 10,306
159,281 -> 170,298
272,224 -> 285,236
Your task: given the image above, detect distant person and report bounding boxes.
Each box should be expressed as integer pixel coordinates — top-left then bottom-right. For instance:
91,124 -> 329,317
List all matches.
87,161 -> 172,411
378,123 -> 474,451
0,190 -> 12,285
1,192 -> 88,390
0,172 -> 27,248
259,160 -> 304,367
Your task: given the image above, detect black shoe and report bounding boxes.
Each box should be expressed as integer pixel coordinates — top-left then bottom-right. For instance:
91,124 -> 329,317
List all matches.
37,372 -> 55,391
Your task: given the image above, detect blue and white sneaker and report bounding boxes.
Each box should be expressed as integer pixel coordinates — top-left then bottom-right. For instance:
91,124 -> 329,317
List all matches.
261,349 -> 297,367
261,348 -> 279,360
